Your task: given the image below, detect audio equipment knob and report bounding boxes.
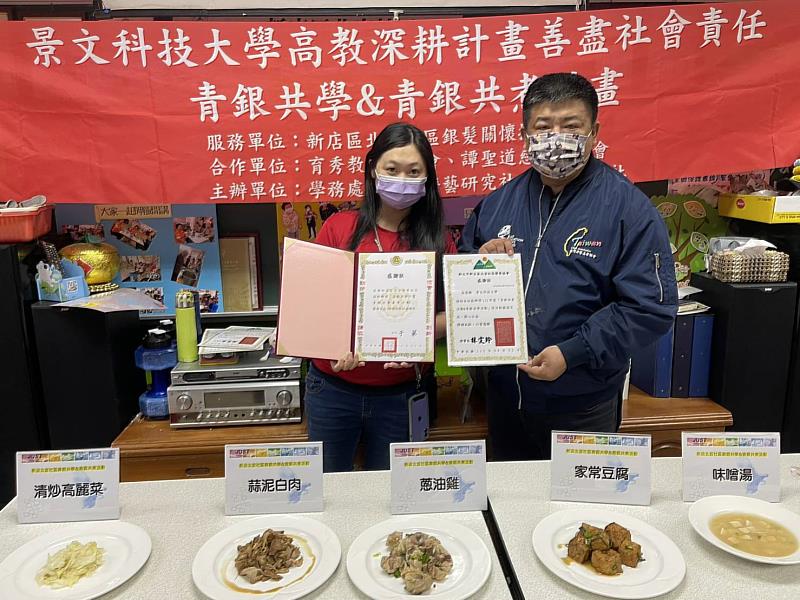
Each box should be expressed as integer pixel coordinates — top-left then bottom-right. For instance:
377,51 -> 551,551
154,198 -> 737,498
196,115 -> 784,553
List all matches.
276,390 -> 293,407
177,394 -> 193,410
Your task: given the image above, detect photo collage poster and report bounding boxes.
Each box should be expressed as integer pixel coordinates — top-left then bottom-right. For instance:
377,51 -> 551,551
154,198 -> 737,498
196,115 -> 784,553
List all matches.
55,204 -> 224,314
275,200 -> 359,263
274,195 -> 483,262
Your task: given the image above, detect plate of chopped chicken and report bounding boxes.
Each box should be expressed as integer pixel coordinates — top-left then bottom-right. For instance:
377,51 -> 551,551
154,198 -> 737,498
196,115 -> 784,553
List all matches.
532,509 -> 685,599
192,515 -> 340,600
346,516 -> 491,599
0,521 -> 151,600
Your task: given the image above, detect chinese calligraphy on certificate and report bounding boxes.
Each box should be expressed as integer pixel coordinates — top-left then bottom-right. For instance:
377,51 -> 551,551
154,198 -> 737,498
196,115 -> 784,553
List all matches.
354,252 -> 435,362
444,254 -> 528,366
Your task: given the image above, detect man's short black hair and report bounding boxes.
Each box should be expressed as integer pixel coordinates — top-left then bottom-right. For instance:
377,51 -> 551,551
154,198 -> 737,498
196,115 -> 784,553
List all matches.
522,73 -> 599,127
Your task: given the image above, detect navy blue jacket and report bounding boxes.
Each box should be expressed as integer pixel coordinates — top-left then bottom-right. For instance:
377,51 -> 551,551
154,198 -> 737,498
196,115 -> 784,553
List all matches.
459,158 -> 678,414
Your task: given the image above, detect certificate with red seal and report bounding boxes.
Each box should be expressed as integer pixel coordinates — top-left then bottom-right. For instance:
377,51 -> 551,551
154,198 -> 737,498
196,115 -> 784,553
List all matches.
443,254 -> 528,366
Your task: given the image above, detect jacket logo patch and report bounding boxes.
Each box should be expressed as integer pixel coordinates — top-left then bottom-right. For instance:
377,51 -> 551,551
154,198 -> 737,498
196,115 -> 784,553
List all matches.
564,227 -> 603,259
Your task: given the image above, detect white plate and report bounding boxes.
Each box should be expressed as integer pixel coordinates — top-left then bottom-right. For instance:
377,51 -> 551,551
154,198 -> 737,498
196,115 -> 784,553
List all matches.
0,521 -> 151,600
688,495 -> 800,565
532,508 -> 685,599
192,515 -> 341,600
346,516 -> 491,600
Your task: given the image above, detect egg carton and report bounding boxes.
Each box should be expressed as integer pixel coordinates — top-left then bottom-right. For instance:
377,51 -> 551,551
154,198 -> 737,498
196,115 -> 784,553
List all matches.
710,250 -> 790,283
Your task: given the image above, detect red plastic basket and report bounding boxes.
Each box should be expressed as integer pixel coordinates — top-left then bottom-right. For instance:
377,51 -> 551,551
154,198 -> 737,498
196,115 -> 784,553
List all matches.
0,206 -> 54,243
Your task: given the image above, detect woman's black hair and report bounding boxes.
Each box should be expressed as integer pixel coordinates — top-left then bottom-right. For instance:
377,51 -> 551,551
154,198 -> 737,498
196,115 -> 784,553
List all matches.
347,122 -> 445,255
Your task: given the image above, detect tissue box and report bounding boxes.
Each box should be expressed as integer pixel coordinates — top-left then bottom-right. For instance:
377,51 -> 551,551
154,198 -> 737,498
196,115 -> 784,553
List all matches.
709,250 -> 790,283
718,193 -> 800,224
36,259 -> 90,302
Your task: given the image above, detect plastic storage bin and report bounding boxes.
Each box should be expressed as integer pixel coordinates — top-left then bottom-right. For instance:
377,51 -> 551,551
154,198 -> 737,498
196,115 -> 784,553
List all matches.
0,206 -> 53,243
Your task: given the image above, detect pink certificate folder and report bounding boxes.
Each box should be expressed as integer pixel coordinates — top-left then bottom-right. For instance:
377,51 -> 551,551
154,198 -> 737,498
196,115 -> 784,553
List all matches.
277,238 -> 355,360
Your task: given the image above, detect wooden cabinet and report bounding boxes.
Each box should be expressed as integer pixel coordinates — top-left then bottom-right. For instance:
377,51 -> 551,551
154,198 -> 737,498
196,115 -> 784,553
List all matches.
112,417 -> 308,481
620,387 -> 733,457
113,385 -> 732,481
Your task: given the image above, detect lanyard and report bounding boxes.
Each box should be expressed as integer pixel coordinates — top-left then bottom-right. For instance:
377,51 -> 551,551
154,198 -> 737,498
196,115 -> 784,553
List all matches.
515,184 -> 563,411
373,226 -> 384,252
523,186 -> 563,299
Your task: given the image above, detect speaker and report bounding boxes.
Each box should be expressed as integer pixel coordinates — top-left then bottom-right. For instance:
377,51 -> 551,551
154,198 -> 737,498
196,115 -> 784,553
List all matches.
783,305 -> 800,452
0,245 -> 48,505
31,302 -> 145,449
727,220 -> 800,451
691,273 -> 796,434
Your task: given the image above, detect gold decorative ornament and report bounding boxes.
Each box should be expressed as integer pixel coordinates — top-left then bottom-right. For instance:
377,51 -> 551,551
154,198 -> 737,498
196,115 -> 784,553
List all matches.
59,242 -> 121,292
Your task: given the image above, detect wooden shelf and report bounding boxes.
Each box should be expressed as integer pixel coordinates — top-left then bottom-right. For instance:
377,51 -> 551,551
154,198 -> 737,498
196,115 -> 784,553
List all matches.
620,386 -> 733,457
113,383 -> 733,480
621,386 -> 733,432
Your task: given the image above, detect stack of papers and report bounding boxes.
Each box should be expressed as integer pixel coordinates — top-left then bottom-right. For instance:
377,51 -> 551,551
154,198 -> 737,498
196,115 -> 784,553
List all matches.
198,326 -> 275,353
678,299 -> 710,315
56,288 -> 165,313
677,284 -> 710,314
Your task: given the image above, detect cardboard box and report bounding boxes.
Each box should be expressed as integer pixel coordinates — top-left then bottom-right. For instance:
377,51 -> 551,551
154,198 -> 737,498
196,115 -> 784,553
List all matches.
718,193 -> 800,224
36,258 -> 89,302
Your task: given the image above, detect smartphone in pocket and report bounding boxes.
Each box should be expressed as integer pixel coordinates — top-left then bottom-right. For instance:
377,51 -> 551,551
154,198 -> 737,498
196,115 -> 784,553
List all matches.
408,392 -> 429,442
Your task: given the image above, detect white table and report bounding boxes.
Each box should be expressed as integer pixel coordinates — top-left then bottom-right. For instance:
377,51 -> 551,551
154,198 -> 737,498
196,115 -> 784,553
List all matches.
0,470 -> 511,600
487,455 -> 800,599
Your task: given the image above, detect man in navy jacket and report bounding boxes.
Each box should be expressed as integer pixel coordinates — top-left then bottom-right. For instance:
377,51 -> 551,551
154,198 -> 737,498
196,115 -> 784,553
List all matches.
459,73 -> 678,460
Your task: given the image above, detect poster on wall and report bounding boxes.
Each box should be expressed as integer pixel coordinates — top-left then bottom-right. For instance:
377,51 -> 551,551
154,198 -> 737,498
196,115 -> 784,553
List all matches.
667,169 -> 772,208
651,195 -> 728,288
659,167 -> 774,286
275,195 -> 481,259
275,200 -> 359,263
55,204 -> 224,313
442,195 -> 482,251
1,0 -> 799,205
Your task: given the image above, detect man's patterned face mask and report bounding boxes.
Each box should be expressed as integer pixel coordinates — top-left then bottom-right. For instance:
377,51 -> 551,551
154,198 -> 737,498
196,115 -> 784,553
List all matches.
526,131 -> 591,180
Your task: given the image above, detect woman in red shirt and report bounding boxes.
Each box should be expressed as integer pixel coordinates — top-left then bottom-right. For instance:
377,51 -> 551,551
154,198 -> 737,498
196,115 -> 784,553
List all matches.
307,122 -> 456,472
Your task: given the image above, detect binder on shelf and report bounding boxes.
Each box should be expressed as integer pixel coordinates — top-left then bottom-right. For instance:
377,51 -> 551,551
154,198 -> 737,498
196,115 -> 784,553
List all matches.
630,324 -> 674,398
671,315 -> 695,398
689,314 -> 714,397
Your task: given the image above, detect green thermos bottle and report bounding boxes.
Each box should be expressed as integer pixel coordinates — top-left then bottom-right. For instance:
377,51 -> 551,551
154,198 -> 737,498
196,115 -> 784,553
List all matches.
175,290 -> 199,363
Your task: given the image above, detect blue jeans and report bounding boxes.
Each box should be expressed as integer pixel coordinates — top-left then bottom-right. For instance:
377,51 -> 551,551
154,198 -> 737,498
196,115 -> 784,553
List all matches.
304,364 -> 412,472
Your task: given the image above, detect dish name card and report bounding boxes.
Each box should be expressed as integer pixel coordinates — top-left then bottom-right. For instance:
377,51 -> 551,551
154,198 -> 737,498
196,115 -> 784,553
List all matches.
550,432 -> 652,506
682,432 -> 780,502
390,440 -> 487,514
16,448 -> 120,524
225,443 -> 323,515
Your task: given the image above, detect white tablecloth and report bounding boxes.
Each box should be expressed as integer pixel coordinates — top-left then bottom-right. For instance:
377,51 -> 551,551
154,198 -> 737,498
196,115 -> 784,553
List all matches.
0,470 -> 511,600
5,457 -> 800,599
487,455 -> 800,599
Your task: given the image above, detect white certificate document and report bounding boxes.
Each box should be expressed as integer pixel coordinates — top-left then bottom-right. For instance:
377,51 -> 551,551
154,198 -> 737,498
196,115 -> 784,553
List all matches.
443,254 -> 528,366
354,252 -> 436,362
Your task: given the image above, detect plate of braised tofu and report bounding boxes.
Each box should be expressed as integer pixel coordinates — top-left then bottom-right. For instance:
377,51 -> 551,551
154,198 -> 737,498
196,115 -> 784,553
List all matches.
532,509 -> 685,599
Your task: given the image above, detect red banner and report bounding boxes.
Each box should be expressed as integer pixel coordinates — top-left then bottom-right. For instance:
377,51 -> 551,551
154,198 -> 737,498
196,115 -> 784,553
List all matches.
1,1 -> 799,204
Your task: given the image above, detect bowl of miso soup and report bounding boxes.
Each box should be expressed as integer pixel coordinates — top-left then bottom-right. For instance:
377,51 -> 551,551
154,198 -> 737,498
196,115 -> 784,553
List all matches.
689,495 -> 800,564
